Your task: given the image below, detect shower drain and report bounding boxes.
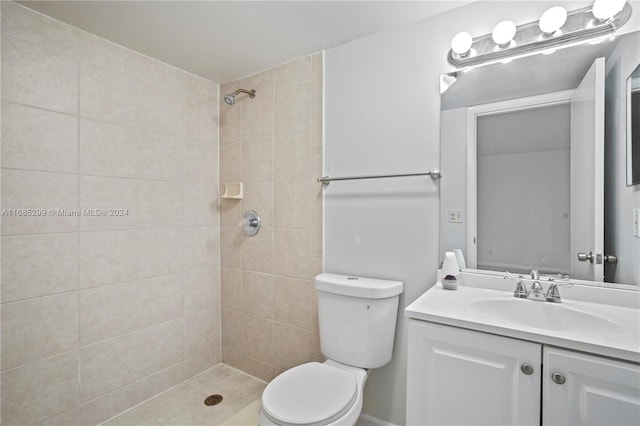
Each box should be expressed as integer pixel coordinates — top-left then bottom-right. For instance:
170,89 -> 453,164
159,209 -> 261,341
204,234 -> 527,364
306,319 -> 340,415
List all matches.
204,394 -> 223,406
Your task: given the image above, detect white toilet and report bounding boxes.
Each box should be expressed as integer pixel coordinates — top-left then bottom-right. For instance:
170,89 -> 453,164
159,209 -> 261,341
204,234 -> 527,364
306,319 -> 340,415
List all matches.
259,273 -> 403,426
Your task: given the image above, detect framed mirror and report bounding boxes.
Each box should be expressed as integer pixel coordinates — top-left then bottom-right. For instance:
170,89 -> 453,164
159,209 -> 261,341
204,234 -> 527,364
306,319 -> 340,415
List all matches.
440,30 -> 639,287
627,63 -> 640,186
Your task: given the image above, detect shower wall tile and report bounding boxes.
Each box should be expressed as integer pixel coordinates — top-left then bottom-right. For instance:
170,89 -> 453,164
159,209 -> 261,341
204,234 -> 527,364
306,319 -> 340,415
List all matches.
1,5 -> 221,423
1,169 -> 78,236
274,83 -> 311,135
1,233 -> 79,303
139,130 -> 184,181
242,68 -> 274,94
137,228 -> 184,278
80,67 -> 139,127
185,137 -> 218,183
79,175 -> 138,231
184,183 -> 219,227
79,32 -> 139,77
1,351 -> 79,426
79,118 -> 139,178
2,101 -> 78,173
274,56 -> 311,89
1,293 -> 79,371
79,319 -> 184,402
273,277 -> 311,330
1,35 -> 78,114
79,230 -> 139,289
1,1 -> 79,57
184,267 -> 220,315
220,54 -> 323,378
138,180 -> 185,228
274,130 -> 311,181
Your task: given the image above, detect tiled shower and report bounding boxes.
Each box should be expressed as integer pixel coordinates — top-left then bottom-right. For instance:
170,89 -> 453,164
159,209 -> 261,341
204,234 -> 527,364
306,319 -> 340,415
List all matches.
0,2 -> 322,425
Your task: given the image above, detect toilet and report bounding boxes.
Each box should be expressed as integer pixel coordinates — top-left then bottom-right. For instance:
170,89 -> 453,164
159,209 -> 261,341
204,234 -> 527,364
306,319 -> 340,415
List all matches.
259,273 -> 403,426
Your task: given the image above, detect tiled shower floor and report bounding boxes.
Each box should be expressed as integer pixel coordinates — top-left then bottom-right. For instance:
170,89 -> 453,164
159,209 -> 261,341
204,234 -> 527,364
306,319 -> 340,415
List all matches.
103,365 -> 265,426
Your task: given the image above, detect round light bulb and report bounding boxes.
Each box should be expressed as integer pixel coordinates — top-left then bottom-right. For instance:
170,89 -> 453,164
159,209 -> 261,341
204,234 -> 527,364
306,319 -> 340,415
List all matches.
592,0 -> 626,20
539,6 -> 567,34
451,32 -> 473,56
492,20 -> 516,46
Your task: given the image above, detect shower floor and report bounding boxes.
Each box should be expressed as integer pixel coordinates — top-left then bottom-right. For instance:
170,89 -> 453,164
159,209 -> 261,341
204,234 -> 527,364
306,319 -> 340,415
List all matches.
103,365 -> 265,426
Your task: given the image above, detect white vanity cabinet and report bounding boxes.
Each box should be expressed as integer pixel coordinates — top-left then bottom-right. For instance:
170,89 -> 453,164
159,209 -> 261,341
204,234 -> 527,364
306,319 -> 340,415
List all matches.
543,347 -> 640,426
408,320 -> 640,426
407,320 -> 541,426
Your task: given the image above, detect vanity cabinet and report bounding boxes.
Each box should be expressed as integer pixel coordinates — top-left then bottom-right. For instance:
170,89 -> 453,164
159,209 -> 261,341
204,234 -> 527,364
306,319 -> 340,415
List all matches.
544,347 -> 640,425
407,320 -> 640,426
407,320 -> 541,425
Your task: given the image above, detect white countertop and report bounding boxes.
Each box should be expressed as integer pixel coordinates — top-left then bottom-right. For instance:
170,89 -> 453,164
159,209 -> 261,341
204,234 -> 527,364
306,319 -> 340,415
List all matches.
405,276 -> 640,363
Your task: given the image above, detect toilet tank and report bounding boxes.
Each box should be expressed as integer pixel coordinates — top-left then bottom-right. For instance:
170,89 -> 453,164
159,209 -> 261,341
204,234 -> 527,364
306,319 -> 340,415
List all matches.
315,273 -> 403,369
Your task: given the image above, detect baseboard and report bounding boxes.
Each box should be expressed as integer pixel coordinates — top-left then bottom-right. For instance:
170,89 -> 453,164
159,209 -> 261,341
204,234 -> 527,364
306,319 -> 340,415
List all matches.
357,413 -> 398,426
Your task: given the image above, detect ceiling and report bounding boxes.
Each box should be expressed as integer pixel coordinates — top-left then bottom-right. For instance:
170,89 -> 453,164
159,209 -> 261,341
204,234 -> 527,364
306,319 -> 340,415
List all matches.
19,0 -> 472,83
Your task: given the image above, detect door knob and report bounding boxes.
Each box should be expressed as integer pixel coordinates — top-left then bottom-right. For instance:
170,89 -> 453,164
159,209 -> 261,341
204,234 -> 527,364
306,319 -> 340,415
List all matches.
551,372 -> 566,385
577,252 -> 594,263
604,254 -> 617,264
520,364 -> 534,375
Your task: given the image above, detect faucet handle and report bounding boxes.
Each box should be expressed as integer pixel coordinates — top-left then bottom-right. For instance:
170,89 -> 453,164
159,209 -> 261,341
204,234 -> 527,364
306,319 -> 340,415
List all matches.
513,280 -> 529,298
546,281 -> 573,303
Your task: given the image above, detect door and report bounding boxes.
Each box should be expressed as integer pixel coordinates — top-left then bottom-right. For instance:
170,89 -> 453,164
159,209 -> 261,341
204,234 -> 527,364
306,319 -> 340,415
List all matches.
544,347 -> 640,425
570,57 -> 605,281
407,320 -> 541,425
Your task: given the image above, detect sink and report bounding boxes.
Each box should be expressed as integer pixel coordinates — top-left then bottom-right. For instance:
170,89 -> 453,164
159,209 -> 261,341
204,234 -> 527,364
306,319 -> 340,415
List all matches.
470,298 -> 624,335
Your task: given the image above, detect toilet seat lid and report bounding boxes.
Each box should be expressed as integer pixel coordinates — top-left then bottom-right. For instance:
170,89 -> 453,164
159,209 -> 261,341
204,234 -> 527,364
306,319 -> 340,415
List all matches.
262,362 -> 358,426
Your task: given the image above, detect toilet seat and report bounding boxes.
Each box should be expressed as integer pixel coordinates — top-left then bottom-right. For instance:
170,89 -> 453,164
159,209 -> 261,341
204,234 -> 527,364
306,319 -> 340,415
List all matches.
261,362 -> 358,426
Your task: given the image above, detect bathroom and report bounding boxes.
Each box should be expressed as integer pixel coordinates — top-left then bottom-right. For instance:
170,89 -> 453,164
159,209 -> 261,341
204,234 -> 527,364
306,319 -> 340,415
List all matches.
1,1 -> 639,425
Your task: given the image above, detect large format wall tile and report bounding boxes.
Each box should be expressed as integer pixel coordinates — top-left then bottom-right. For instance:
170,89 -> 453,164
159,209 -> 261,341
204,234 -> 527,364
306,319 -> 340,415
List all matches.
1,35 -> 78,114
1,351 -> 79,426
1,293 -> 79,370
1,4 -> 221,424
219,54 -> 322,379
1,101 -> 78,173
1,169 -> 78,235
1,233 -> 79,303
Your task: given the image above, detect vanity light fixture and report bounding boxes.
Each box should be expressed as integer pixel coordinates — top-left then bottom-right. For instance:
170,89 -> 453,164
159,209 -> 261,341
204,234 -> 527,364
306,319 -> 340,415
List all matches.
592,0 -> 627,21
447,1 -> 631,69
539,6 -> 568,35
492,20 -> 517,46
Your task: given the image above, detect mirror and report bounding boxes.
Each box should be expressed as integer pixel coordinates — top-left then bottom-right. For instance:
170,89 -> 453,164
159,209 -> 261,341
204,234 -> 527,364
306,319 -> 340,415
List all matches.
440,31 -> 639,286
628,63 -> 640,186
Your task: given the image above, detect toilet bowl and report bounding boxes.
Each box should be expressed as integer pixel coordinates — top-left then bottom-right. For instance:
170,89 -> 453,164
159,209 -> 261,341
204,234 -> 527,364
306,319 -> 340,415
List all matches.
259,360 -> 367,426
259,273 -> 403,426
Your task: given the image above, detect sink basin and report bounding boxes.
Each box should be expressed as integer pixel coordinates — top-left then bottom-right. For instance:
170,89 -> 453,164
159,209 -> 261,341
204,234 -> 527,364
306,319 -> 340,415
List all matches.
470,298 -> 624,335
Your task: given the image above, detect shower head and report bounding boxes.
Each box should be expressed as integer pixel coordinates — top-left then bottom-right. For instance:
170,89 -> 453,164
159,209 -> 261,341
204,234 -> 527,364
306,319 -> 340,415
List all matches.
223,88 -> 256,105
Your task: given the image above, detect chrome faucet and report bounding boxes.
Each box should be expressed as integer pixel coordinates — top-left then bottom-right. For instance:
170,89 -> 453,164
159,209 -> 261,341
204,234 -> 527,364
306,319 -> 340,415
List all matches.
527,269 -> 546,301
505,270 -> 571,303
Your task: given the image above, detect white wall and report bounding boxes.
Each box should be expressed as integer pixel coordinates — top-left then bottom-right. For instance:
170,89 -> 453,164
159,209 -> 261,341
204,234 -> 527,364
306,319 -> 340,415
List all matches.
323,1 -> 589,424
605,34 -> 640,285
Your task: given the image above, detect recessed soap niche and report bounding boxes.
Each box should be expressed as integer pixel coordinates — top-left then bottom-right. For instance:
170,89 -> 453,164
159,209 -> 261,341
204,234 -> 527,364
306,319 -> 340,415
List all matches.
221,182 -> 243,199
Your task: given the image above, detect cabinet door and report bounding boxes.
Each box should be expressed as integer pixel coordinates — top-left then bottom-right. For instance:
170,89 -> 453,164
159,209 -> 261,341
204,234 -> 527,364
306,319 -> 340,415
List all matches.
544,347 -> 640,426
407,320 -> 541,426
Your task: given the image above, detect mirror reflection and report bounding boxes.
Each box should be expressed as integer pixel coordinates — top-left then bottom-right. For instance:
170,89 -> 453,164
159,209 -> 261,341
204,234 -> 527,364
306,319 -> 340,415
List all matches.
440,31 -> 639,286
628,63 -> 640,186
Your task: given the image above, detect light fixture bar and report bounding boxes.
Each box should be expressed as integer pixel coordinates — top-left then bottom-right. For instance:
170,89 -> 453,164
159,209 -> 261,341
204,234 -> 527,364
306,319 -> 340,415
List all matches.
447,3 -> 632,69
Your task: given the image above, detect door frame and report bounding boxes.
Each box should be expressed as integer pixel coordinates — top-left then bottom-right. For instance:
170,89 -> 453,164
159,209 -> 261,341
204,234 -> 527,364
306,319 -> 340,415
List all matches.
465,89 -> 576,269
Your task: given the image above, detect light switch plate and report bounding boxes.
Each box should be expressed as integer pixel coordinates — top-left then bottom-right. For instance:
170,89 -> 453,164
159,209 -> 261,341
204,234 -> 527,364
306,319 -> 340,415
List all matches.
449,210 -> 463,223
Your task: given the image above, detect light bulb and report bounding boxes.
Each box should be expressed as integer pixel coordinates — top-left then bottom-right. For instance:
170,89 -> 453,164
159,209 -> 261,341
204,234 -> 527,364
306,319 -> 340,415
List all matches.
539,6 -> 567,34
451,32 -> 473,56
592,0 -> 626,20
492,20 -> 516,46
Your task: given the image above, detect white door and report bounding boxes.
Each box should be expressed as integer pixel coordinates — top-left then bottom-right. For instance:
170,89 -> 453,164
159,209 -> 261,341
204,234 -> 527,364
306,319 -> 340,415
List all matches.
407,321 -> 541,426
570,57 -> 605,281
544,347 -> 640,426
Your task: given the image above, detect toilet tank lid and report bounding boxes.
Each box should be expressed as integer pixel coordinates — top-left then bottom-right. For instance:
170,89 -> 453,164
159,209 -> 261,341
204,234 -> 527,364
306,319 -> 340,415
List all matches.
315,273 -> 403,299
